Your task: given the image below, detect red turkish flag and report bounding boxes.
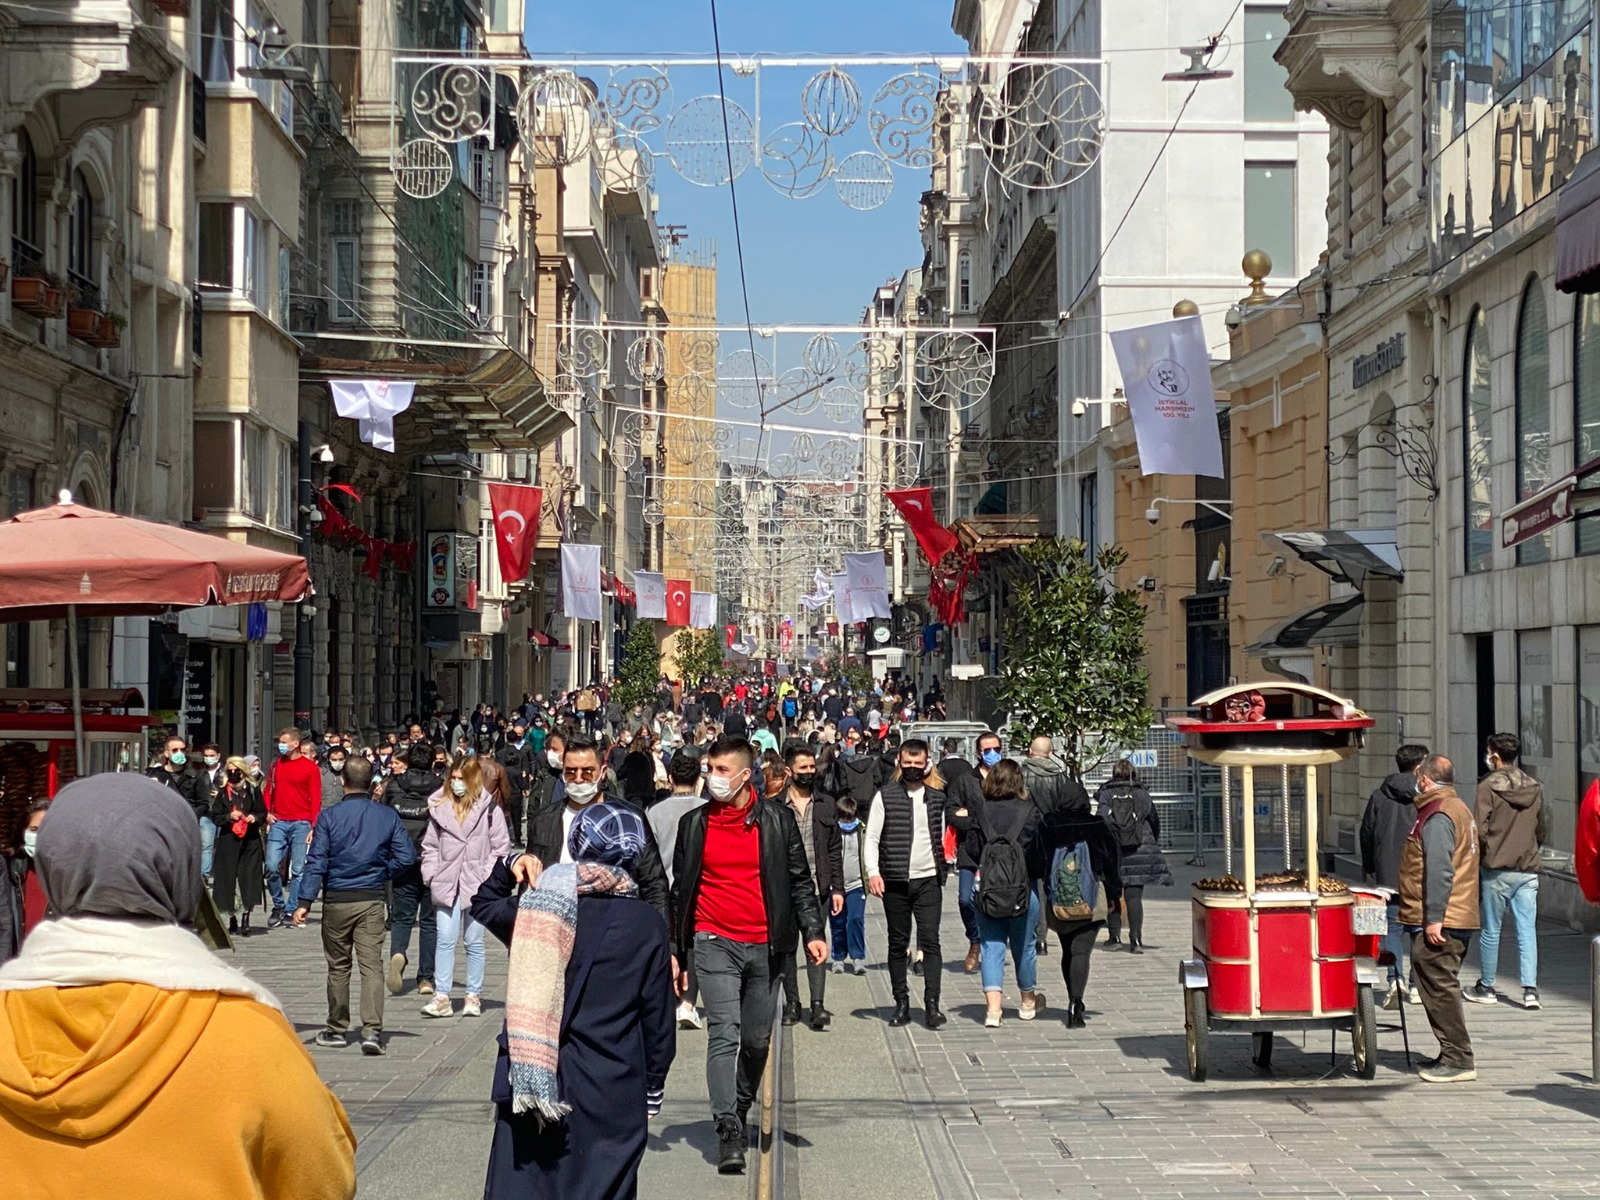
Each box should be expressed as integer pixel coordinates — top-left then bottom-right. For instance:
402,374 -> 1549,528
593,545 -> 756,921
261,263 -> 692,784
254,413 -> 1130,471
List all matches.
725,623 -> 738,648
665,578 -> 691,626
886,486 -> 959,564
487,483 -> 542,584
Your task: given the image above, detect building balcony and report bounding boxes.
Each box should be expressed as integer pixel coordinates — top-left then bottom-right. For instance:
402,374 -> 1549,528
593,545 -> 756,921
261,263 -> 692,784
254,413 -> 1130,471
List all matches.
1277,0 -> 1400,132
5,0 -> 182,139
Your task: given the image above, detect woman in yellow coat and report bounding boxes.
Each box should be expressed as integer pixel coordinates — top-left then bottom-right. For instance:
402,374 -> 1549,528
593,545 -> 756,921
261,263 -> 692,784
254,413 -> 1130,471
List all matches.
0,773 -> 356,1200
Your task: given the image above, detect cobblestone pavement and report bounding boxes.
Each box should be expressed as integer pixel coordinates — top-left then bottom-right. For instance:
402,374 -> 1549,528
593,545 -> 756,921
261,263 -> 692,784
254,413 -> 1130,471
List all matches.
234,857 -> 1600,1199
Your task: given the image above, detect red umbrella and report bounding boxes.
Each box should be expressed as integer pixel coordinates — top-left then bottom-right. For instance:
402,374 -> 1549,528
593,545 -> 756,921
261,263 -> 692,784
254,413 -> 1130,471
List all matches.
0,493 -> 310,761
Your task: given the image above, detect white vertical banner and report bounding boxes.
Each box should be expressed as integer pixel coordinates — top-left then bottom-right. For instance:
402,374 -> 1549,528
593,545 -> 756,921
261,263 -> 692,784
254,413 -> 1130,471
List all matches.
1109,314 -> 1225,478
690,591 -> 718,630
830,573 -> 850,621
560,543 -> 603,621
634,571 -> 667,620
844,551 -> 891,621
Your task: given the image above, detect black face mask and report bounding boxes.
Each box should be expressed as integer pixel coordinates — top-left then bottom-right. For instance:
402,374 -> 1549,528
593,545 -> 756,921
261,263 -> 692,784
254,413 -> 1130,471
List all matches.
791,772 -> 816,791
900,765 -> 927,785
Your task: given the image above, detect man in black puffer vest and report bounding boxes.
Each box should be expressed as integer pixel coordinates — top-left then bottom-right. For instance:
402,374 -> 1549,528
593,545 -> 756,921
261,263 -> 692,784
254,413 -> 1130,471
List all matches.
864,738 -> 948,1029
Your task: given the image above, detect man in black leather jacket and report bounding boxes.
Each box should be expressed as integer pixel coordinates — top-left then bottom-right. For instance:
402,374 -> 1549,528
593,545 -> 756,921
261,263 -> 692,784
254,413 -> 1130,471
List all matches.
670,737 -> 827,1175
381,746 -> 439,996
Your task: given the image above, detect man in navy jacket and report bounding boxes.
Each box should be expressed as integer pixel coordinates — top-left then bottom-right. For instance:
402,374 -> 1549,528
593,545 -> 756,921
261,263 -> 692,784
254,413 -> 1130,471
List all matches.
294,756 -> 415,1055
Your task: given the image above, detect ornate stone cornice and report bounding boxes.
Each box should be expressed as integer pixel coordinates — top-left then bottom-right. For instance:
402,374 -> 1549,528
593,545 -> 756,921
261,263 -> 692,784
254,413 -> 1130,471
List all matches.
1278,1 -> 1401,131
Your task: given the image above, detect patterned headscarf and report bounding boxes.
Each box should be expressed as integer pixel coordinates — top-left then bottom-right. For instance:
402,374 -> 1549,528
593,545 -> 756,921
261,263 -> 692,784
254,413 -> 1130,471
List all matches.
567,802 -> 648,870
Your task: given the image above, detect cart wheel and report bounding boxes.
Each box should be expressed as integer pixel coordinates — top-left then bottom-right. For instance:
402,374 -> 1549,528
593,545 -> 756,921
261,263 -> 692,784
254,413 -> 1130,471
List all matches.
1183,988 -> 1209,1082
1352,983 -> 1377,1079
1252,1031 -> 1273,1069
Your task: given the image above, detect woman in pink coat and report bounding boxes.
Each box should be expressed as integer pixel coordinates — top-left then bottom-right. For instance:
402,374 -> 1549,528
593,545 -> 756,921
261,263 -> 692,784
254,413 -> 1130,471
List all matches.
420,754 -> 509,1018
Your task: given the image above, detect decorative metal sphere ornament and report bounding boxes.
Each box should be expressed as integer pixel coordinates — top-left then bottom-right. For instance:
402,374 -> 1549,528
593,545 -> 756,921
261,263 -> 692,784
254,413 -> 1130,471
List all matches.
801,66 -> 861,136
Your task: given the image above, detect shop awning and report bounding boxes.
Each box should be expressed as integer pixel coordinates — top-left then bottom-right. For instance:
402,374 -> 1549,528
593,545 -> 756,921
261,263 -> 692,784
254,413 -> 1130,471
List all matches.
1244,594 -> 1364,656
1557,151 -> 1600,295
1268,529 -> 1403,587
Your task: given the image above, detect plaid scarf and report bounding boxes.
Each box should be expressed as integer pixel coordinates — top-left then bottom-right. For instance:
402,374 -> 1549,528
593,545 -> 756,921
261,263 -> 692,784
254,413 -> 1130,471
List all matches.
506,860 -> 637,1119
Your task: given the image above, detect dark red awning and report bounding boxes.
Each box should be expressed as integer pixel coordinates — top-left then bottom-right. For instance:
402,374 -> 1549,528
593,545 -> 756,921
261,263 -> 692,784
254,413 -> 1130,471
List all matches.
1556,152 -> 1600,295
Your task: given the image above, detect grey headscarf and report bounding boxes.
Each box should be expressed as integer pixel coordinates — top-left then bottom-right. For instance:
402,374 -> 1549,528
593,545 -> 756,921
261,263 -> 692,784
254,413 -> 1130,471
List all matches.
36,773 -> 203,924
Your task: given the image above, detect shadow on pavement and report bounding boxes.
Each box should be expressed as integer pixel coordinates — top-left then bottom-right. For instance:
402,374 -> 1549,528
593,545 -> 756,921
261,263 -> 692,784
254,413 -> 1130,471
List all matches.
1510,1083 -> 1600,1119
647,1120 -> 721,1166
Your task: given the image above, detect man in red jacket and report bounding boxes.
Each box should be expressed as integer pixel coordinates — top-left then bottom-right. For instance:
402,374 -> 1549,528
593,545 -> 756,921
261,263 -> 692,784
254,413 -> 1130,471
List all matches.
264,728 -> 323,928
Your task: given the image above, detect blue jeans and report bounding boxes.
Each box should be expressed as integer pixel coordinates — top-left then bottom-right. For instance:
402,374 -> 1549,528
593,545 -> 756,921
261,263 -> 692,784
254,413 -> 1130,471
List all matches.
199,816 -> 217,879
831,886 -> 867,961
264,818 -> 311,913
1479,868 -> 1539,989
1382,901 -> 1410,987
957,867 -> 981,946
434,898 -> 485,996
977,889 -> 1040,993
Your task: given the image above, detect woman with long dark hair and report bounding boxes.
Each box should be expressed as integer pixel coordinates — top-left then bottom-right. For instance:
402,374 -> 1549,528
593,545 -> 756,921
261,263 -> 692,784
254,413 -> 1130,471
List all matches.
1093,759 -> 1172,952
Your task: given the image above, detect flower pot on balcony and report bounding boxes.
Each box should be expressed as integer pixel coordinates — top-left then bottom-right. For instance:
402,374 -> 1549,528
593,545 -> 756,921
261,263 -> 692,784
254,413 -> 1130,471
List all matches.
67,306 -> 102,341
89,313 -> 125,348
152,0 -> 189,14
12,276 -> 65,319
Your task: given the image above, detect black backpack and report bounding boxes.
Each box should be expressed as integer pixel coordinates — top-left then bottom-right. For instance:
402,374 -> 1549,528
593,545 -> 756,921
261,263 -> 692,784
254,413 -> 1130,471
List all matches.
976,804 -> 1032,920
1107,787 -> 1142,848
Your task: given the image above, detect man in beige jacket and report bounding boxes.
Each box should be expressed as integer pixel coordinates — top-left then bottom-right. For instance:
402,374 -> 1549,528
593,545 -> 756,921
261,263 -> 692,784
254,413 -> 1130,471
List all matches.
1465,732 -> 1547,1011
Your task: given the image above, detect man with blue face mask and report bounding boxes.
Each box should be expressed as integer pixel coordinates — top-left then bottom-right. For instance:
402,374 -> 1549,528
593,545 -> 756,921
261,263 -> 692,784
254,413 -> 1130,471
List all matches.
147,735 -> 209,876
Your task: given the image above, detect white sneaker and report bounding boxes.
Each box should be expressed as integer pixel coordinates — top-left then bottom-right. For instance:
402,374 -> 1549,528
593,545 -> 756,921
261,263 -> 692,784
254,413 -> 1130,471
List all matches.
851,959 -> 867,976
1407,985 -> 1422,1006
421,993 -> 454,1018
830,960 -> 845,975
1019,991 -> 1045,1021
1381,983 -> 1401,1011
462,993 -> 482,1018
677,1001 -> 705,1029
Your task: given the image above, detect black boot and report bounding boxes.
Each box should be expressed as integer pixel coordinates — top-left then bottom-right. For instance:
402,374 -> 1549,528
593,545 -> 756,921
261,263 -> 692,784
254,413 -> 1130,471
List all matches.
1105,932 -> 1121,947
1067,1001 -> 1086,1029
1128,938 -> 1144,956
924,999 -> 948,1030
228,915 -> 238,935
716,1117 -> 746,1175
782,999 -> 802,1027
888,998 -> 912,1027
239,911 -> 252,938
809,1001 -> 832,1030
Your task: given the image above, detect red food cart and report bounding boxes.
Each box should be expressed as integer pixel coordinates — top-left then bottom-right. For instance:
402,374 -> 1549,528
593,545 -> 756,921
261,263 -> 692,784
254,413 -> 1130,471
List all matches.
1169,682 -> 1385,1081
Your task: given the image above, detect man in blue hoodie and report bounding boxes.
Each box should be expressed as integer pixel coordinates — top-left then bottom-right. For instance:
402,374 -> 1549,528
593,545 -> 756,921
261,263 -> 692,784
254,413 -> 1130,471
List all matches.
294,756 -> 416,1056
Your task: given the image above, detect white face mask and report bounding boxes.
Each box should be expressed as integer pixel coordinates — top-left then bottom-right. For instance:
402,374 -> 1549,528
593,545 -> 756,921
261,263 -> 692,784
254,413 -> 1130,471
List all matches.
706,771 -> 746,801
547,750 -> 563,769
22,829 -> 38,857
1485,754 -> 1497,772
566,779 -> 600,804
450,779 -> 467,797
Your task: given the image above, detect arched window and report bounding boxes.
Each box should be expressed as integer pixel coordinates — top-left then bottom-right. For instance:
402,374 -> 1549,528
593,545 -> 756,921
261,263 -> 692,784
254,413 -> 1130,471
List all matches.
1516,276 -> 1551,564
1576,293 -> 1600,555
10,130 -> 39,261
957,249 -> 972,314
69,169 -> 94,296
1463,307 -> 1493,573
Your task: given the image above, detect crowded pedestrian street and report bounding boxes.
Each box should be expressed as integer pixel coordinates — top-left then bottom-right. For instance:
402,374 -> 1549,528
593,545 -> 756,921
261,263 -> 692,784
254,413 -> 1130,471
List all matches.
11,0 -> 1600,1196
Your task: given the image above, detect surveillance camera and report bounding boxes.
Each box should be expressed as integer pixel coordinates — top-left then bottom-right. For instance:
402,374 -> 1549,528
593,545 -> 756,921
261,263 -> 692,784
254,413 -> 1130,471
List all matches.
1224,305 -> 1243,330
1145,504 -> 1160,525
314,444 -> 335,464
1071,398 -> 1087,418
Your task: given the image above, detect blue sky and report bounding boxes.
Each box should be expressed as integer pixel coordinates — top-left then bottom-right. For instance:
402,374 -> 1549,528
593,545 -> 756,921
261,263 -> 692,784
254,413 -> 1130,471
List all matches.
529,0 -> 966,328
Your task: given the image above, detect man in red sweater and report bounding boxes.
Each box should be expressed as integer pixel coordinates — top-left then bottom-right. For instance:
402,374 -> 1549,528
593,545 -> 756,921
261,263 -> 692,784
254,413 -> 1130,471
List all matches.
264,727 -> 323,928
669,738 -> 826,1175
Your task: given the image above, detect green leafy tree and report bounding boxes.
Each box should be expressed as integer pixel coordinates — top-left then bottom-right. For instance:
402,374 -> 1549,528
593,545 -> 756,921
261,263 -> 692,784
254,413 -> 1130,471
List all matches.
614,620 -> 661,710
995,538 -> 1154,774
672,628 -> 727,687
696,628 -> 726,681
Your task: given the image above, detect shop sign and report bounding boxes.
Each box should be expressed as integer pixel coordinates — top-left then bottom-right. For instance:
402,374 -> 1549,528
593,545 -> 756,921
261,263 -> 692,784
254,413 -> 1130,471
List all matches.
1500,456 -> 1600,548
1350,333 -> 1405,389
425,531 -> 455,608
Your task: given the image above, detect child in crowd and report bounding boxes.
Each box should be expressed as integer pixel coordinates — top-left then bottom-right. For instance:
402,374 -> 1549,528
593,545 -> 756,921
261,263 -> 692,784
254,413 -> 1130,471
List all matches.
830,795 -> 868,975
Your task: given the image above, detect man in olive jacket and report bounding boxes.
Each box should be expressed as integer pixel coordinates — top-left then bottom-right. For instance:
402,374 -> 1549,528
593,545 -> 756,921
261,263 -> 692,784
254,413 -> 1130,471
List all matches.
1399,754 -> 1480,1084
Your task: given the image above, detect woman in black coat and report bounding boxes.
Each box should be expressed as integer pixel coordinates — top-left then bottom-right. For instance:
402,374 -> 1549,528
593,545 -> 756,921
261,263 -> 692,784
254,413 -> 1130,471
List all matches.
1093,759 -> 1172,952
470,807 -> 676,1200
1038,796 -> 1122,1029
210,756 -> 267,936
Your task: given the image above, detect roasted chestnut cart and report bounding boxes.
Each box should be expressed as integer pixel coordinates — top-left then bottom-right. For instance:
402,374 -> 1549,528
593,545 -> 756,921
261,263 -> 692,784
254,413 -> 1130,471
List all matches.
1169,683 -> 1385,1082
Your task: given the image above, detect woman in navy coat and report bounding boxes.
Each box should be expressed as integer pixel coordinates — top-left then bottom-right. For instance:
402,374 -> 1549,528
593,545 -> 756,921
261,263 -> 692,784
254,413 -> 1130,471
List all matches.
470,808 -> 676,1200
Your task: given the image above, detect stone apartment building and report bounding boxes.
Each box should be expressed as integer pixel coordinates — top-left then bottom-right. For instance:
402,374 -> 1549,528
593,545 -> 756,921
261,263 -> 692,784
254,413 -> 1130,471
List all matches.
1275,0 -> 1600,918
